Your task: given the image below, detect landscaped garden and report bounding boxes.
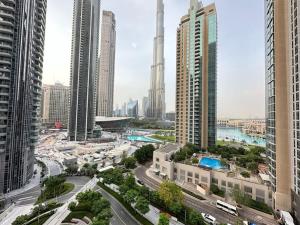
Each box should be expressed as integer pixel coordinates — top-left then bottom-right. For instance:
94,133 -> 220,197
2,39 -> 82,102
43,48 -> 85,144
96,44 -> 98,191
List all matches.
64,190 -> 112,225
12,201 -> 62,225
98,168 -> 206,225
36,175 -> 74,204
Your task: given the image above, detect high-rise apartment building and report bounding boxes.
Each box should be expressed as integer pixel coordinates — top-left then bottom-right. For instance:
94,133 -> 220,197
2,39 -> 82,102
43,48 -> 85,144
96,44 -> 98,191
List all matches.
265,0 -> 292,212
41,83 -> 69,128
148,0 -> 166,120
265,0 -> 300,221
175,0 -> 217,149
97,11 -> 116,117
0,0 -> 47,193
290,1 -> 300,220
142,97 -> 149,117
69,0 -> 101,141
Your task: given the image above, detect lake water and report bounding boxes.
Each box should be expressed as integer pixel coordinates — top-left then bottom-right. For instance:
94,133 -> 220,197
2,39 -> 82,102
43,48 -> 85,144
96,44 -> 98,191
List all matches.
217,127 -> 266,147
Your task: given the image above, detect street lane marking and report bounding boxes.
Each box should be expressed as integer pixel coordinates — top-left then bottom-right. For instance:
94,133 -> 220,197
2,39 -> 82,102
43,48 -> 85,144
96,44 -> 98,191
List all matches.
18,196 -> 36,201
111,206 -> 126,225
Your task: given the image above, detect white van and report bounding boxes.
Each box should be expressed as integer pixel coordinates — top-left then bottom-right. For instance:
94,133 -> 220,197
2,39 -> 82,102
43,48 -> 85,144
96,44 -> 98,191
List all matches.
201,213 -> 217,225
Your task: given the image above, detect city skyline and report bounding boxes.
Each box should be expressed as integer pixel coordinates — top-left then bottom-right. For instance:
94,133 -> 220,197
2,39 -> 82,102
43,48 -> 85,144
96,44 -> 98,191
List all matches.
43,0 -> 265,119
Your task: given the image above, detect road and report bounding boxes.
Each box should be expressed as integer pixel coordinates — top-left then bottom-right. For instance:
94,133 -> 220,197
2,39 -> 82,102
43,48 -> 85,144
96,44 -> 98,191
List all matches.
96,187 -> 141,225
135,166 -> 277,225
43,177 -> 98,225
40,157 -> 63,176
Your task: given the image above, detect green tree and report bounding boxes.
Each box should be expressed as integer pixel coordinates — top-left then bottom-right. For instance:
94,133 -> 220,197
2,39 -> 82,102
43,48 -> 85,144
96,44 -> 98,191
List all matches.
247,162 -> 258,174
135,196 -> 150,214
158,213 -> 169,225
91,199 -> 110,215
134,145 -> 155,164
169,202 -> 183,215
158,181 -> 183,207
12,215 -> 29,225
122,157 -> 137,169
65,165 -> 78,175
188,210 -> 205,225
192,158 -> 199,164
68,201 -> 77,211
43,175 -> 66,190
124,190 -> 138,204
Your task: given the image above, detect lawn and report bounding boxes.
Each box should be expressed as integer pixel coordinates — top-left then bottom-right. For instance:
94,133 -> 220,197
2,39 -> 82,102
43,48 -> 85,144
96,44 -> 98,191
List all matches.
36,182 -> 75,204
63,211 -> 94,222
150,135 -> 175,142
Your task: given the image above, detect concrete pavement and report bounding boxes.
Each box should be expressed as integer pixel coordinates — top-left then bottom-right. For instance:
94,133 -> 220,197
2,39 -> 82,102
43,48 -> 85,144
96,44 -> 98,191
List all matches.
135,165 -> 278,225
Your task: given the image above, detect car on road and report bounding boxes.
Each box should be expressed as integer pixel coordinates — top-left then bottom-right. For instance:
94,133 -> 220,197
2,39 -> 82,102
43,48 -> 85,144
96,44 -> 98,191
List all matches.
243,221 -> 257,225
201,213 -> 217,225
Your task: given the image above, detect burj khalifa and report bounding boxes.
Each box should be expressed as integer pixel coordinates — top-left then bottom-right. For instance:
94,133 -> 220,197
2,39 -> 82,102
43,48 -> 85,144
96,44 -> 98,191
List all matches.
148,0 -> 166,120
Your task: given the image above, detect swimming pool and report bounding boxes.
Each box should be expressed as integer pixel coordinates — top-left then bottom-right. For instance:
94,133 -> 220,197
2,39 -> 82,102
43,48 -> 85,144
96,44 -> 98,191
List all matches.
127,135 -> 162,143
199,157 -> 223,170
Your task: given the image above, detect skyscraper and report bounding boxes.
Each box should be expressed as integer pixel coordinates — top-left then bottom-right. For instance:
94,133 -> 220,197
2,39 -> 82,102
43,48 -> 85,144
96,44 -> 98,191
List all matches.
41,83 -> 70,128
265,0 -> 292,212
0,0 -> 47,193
97,11 -> 116,117
265,1 -> 300,221
142,97 -> 149,117
148,0 -> 166,120
69,0 -> 101,141
289,0 -> 300,221
127,99 -> 139,118
176,0 -> 217,149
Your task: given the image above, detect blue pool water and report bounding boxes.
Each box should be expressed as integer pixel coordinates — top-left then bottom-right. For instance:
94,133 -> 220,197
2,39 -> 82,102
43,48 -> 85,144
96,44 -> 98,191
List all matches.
217,127 -> 266,147
199,157 -> 223,170
127,135 -> 162,143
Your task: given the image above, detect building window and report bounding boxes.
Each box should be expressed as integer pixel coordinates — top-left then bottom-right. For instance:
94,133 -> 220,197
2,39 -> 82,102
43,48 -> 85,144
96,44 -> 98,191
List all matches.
228,182 -> 233,188
156,158 -> 159,162
187,177 -> 193,183
155,164 -> 160,169
244,186 -> 253,194
195,173 -> 199,179
221,180 -> 226,187
212,178 -> 218,184
188,172 -> 193,177
201,176 -> 208,183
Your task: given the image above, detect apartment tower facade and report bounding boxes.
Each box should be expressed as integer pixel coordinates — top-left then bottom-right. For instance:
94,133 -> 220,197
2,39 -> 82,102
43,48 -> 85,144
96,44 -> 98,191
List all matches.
176,0 -> 217,149
148,0 -> 166,120
265,0 -> 300,221
41,83 -> 70,128
289,0 -> 300,222
97,11 -> 116,117
0,0 -> 47,193
69,0 -> 101,141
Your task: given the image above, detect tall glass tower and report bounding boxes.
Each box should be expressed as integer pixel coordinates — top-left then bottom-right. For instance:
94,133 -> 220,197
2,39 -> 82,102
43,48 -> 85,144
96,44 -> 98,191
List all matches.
0,0 -> 47,193
176,0 -> 217,149
97,11 -> 116,117
148,0 -> 166,120
68,0 -> 101,141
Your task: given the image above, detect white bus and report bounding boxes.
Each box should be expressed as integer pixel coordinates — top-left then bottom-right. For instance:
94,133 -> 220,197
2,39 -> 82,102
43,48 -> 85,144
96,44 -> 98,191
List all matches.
216,200 -> 238,216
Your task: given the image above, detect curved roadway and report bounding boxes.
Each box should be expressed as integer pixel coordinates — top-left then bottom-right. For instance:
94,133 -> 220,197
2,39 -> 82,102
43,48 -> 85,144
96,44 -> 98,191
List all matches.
135,165 -> 277,225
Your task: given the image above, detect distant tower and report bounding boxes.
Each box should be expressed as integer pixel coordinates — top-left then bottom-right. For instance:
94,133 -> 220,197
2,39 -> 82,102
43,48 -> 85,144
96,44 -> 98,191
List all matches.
68,0 -> 101,141
97,11 -> 116,117
148,0 -> 166,120
176,1 -> 217,149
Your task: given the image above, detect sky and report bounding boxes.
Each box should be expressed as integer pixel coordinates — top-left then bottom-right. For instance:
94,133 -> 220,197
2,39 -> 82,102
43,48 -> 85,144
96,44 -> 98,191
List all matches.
43,0 -> 265,119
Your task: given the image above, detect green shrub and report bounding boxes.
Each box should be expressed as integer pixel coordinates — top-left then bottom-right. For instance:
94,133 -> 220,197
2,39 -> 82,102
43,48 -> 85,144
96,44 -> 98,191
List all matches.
240,171 -> 250,178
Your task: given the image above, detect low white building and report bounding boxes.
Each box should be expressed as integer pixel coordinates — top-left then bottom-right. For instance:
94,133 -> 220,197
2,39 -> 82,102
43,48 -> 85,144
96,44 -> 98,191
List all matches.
152,144 -> 272,207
